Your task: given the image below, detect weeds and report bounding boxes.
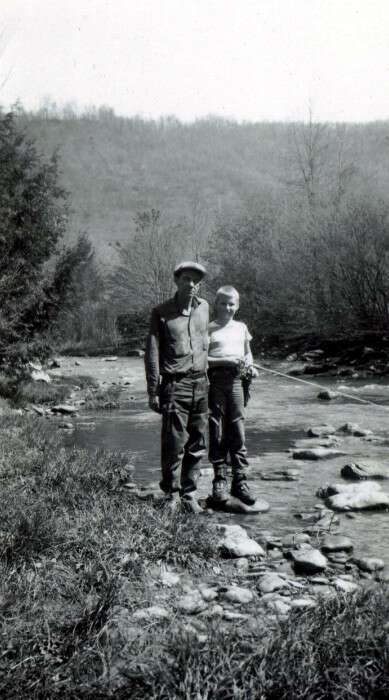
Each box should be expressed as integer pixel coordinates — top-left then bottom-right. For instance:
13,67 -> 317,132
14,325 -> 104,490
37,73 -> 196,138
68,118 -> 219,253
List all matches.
0,414 -> 388,698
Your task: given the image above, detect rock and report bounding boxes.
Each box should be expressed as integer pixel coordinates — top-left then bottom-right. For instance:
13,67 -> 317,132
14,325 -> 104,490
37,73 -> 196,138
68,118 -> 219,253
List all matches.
321,535 -> 353,553
292,437 -> 340,450
31,369 -> 52,383
51,404 -> 79,414
223,610 -> 250,620
333,578 -> 359,593
104,356 -> 118,361
326,551 -> 350,565
175,591 -> 208,615
263,597 -> 291,616
282,533 -> 311,548
289,597 -> 317,609
206,496 -> 269,514
302,349 -> 324,360
198,584 -> 218,602
234,558 -> 250,571
31,404 -> 45,416
128,349 -> 145,357
291,546 -> 328,575
337,423 -> 372,437
74,360 -> 82,366
29,361 -> 42,371
341,462 -> 389,480
375,570 -> 389,583
132,605 -> 170,620
260,469 -> 299,481
222,586 -> 254,604
304,363 -> 334,375
307,425 -> 336,438
204,604 -> 224,618
322,481 -> 389,511
354,557 -> 385,573
286,353 -> 298,361
310,576 -> 330,585
258,573 -> 289,594
317,390 -> 338,400
48,359 -> 61,369
160,569 -> 180,587
292,447 -> 344,460
215,524 -> 266,558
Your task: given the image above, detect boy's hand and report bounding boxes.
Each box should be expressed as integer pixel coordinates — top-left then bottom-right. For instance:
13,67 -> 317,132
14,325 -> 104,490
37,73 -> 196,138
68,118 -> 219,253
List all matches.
149,395 -> 161,413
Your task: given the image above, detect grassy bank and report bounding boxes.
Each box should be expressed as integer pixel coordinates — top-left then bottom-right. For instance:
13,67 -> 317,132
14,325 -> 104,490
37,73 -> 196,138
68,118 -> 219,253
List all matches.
0,372 -> 122,411
0,415 -> 388,699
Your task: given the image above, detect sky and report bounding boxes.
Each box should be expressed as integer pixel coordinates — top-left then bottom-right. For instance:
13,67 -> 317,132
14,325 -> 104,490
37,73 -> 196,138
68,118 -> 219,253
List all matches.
1,0 -> 389,123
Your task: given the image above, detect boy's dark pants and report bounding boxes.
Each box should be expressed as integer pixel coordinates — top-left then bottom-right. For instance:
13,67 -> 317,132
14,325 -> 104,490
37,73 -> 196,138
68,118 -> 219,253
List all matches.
159,373 -> 208,495
208,369 -> 249,482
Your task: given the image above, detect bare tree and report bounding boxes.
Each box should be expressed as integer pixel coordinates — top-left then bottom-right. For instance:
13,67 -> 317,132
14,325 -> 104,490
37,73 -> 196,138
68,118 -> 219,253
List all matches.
110,209 -> 190,312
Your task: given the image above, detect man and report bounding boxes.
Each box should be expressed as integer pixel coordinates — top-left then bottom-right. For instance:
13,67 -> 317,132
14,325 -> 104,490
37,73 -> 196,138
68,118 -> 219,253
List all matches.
144,261 -> 209,513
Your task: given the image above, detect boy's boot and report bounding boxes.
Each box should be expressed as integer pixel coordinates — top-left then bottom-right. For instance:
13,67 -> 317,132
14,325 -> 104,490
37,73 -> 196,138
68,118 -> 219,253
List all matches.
212,464 -> 228,503
230,477 -> 256,506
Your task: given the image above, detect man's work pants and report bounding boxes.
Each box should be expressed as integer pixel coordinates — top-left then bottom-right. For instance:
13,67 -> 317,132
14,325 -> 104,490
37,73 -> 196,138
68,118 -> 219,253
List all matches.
159,374 -> 208,495
208,370 -> 249,482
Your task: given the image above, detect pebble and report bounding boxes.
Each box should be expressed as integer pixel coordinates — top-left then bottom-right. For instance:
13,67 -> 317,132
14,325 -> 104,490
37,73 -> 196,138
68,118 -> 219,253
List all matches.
258,573 -> 289,594
354,557 -> 385,573
222,586 -> 254,604
321,536 -> 353,553
333,578 -> 359,594
175,591 -> 208,615
132,606 -> 170,620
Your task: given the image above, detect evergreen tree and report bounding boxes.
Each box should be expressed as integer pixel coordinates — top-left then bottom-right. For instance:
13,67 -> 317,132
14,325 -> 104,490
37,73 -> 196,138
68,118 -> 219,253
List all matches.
0,110 -> 68,367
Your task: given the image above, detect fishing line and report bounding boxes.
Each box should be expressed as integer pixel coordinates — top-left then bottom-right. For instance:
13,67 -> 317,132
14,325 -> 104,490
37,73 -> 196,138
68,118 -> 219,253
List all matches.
252,362 -> 389,410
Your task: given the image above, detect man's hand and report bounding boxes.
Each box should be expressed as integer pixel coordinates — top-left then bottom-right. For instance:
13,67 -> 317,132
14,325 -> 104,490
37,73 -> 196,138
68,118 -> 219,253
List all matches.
148,395 -> 161,413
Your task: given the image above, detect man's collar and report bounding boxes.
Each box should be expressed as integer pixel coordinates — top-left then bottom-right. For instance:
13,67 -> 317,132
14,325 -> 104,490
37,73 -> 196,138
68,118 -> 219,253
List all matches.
174,292 -> 200,315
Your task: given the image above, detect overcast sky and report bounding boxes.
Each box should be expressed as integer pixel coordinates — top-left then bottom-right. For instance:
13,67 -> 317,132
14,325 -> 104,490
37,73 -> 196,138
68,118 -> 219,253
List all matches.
1,0 -> 389,122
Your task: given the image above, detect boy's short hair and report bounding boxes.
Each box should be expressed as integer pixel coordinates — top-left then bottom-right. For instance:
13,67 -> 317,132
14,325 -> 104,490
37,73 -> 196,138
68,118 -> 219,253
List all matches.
216,285 -> 240,301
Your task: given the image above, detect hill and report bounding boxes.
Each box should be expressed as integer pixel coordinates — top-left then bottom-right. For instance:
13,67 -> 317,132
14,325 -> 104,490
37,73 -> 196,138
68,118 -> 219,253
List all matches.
19,110 -> 389,263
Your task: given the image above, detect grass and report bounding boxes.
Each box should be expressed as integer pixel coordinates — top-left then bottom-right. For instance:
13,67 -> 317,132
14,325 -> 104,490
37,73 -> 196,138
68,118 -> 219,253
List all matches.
0,414 -> 388,698
0,372 -> 114,410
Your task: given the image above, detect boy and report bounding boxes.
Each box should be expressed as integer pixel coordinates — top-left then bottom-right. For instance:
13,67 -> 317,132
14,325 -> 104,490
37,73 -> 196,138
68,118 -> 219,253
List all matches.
144,261 -> 209,514
208,286 -> 258,505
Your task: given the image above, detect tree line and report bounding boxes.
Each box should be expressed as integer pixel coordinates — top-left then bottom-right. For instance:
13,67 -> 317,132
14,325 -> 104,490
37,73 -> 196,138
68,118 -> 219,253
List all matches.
1,106 -> 389,366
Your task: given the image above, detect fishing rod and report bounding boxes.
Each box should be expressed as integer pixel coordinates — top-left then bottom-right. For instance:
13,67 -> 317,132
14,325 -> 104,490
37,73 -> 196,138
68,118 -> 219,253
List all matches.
252,362 -> 389,409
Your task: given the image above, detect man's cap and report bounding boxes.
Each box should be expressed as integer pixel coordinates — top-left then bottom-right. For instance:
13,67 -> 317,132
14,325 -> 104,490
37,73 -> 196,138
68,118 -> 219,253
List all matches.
173,261 -> 206,279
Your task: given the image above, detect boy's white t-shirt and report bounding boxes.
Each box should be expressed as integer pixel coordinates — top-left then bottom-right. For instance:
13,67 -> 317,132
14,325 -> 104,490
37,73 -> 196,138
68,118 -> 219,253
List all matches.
208,320 -> 252,359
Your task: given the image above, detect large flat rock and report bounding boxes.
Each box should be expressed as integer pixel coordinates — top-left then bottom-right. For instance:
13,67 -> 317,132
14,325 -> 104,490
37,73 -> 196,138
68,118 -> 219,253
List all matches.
341,461 -> 389,480
322,481 -> 389,511
205,496 -> 269,514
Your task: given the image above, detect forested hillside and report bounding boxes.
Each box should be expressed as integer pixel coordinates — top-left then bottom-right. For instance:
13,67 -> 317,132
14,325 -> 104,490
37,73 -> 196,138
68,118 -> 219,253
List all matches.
11,108 -> 389,349
20,110 -> 389,262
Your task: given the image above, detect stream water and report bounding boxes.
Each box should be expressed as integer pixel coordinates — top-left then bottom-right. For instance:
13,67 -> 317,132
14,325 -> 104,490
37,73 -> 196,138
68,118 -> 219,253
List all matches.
62,358 -> 389,563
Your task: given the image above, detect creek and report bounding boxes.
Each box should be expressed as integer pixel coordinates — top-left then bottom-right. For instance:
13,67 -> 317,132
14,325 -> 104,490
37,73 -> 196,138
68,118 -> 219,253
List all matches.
62,357 -> 389,563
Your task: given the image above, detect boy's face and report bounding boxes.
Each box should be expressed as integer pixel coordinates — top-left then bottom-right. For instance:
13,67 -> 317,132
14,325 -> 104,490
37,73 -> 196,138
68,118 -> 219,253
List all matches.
215,293 -> 239,321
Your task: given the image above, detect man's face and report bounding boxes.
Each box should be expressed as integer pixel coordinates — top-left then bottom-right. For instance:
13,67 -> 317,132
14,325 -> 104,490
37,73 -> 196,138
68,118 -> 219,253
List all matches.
175,270 -> 202,303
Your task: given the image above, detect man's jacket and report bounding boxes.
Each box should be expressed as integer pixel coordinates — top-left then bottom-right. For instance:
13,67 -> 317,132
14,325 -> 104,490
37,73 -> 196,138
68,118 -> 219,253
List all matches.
144,294 -> 209,397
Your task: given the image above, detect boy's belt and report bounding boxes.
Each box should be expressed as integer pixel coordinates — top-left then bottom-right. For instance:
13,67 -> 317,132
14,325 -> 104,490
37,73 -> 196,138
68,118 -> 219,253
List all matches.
208,366 -> 239,377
